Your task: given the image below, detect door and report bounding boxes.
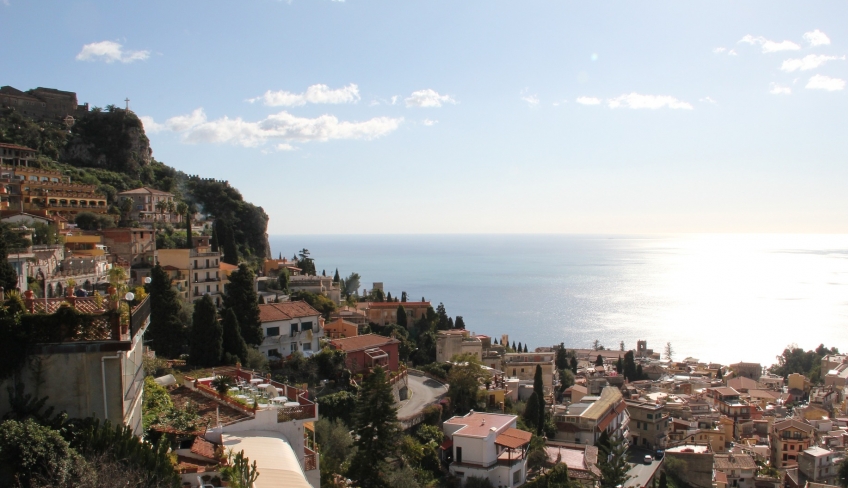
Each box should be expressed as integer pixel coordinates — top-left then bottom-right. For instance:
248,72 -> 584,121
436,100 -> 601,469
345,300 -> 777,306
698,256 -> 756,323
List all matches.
456,447 -> 462,464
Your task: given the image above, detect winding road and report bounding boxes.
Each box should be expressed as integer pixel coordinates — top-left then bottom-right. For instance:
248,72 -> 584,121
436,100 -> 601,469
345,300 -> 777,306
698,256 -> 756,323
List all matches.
397,373 -> 449,419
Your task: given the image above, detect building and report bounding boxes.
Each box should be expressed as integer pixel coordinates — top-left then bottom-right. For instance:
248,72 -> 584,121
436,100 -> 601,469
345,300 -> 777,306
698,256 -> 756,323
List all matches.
824,364 -> 848,389
263,256 -> 301,277
0,86 -> 88,121
323,317 -> 358,339
0,142 -> 37,167
542,442 -> 601,487
798,447 -> 839,484
328,334 -> 401,375
552,386 -> 630,445
501,352 -> 556,395
1,160 -> 108,218
730,363 -> 762,380
288,274 -> 341,304
116,187 -> 180,225
771,419 -> 815,468
157,237 -> 224,306
356,300 -> 432,326
442,411 -> 531,487
626,399 -> 670,450
100,228 -> 156,284
713,453 -> 758,488
0,289 -> 151,436
664,445 -> 714,488
257,301 -> 324,358
437,329 -> 483,363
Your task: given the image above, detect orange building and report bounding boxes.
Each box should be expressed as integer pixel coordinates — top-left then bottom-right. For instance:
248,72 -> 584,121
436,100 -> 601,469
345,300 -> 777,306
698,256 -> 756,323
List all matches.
357,301 -> 431,326
324,318 -> 358,339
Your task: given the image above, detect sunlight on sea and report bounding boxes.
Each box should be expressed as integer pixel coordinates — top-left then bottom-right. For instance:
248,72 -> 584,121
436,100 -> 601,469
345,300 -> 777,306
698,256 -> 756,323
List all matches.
270,234 -> 848,367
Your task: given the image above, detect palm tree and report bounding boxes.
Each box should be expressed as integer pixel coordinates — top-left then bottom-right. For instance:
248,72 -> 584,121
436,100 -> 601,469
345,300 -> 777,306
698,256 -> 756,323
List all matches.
155,200 -> 166,214
211,375 -> 234,396
176,201 -> 188,224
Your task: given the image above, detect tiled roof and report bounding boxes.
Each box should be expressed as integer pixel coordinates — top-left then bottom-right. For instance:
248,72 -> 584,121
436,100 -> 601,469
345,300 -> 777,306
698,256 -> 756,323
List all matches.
168,386 -> 251,428
258,301 -> 320,322
0,142 -> 37,151
219,262 -> 238,272
494,428 -> 532,449
366,301 -> 430,308
714,453 -> 757,470
773,419 -> 815,434
713,387 -> 740,397
190,436 -> 218,460
117,186 -> 174,196
329,333 -> 399,352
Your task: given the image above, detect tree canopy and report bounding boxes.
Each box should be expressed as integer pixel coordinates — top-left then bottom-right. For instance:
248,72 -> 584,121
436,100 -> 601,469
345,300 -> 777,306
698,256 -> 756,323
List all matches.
224,264 -> 263,346
349,366 -> 400,487
189,295 -> 222,367
146,265 -> 186,359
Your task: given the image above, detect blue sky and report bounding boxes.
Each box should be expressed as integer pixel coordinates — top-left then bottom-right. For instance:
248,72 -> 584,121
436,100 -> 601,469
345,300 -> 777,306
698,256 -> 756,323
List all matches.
2,1 -> 846,234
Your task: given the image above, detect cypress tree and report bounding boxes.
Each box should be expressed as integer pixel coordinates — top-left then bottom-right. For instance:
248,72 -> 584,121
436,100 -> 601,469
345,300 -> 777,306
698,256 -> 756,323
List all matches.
400,291 -> 407,302
0,231 -> 19,291
512,341 -> 516,351
396,305 -> 407,328
455,316 -> 466,329
277,267 -> 290,294
220,221 -> 239,266
189,295 -> 222,367
185,206 -> 193,249
523,392 -> 541,429
210,221 -> 219,252
224,264 -> 263,346
333,268 -> 340,283
659,471 -> 668,488
533,364 -> 545,435
349,366 -> 400,487
221,308 -> 248,365
570,356 -> 578,374
147,265 -> 186,358
517,342 -> 522,353
524,344 -> 529,353
596,355 -> 604,367
556,343 -> 568,370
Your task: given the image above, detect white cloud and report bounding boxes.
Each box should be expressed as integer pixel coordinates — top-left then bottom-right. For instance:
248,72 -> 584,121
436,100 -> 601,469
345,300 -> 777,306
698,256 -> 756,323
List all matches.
699,97 -> 717,104
143,108 -> 403,147
139,116 -> 165,133
422,119 -> 438,126
275,143 -> 296,151
75,40 -> 150,63
575,96 -> 601,105
803,29 -> 830,47
780,54 -> 844,72
769,83 -> 792,95
713,47 -> 727,54
520,93 -> 540,107
251,83 -> 360,107
404,89 -> 456,108
390,95 -> 398,105
607,93 -> 693,110
805,74 -> 845,91
739,35 -> 800,53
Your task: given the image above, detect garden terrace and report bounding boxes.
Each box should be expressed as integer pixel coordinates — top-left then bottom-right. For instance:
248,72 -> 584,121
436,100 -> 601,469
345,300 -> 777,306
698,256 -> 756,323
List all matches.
166,385 -> 252,430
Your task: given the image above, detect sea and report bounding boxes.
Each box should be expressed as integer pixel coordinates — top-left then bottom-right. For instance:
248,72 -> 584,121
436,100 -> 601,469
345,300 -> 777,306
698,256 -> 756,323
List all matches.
268,234 -> 848,368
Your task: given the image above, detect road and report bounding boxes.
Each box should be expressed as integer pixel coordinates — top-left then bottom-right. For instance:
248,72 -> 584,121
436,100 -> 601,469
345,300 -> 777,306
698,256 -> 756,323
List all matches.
625,449 -> 663,488
397,373 -> 448,419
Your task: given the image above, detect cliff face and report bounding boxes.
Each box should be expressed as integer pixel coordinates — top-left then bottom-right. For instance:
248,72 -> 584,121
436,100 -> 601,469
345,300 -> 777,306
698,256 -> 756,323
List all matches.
63,109 -> 151,173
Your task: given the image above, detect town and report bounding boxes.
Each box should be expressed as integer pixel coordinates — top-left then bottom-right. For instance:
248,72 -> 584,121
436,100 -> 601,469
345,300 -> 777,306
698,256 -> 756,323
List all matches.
1,86 -> 847,488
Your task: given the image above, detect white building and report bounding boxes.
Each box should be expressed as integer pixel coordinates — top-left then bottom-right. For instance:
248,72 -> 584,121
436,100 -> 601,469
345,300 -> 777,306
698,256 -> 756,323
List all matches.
288,275 -> 341,304
258,301 -> 325,358
443,411 -> 531,487
798,446 -> 840,484
551,386 -> 630,445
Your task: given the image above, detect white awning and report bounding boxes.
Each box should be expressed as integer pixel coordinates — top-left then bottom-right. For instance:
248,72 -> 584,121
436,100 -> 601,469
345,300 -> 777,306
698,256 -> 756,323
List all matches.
221,430 -> 311,488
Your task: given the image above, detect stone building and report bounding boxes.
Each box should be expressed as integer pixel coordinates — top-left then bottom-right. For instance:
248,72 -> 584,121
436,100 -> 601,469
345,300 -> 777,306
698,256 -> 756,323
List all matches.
0,86 -> 88,121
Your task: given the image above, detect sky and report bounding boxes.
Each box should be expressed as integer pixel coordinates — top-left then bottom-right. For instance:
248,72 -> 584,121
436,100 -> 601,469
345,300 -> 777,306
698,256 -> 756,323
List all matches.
1,1 -> 847,235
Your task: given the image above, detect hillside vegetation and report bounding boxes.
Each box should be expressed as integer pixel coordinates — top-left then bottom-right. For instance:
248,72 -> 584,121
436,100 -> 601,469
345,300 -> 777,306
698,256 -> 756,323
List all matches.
0,105 -> 270,263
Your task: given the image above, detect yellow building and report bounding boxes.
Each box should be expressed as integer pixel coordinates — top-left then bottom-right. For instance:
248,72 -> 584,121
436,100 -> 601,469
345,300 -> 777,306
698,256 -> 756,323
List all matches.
324,317 -> 358,339
771,419 -> 814,468
64,234 -> 107,257
157,245 -> 224,306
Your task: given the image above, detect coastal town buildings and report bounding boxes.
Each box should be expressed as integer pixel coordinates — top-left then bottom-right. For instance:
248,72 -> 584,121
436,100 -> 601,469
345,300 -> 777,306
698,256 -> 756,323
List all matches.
771,419 -> 815,468
625,398 -> 670,450
356,300 -> 432,326
257,301 -> 324,358
798,446 -> 840,484
288,274 -> 341,304
501,352 -> 556,395
437,329 -> 483,362
116,187 -> 181,225
1,158 -> 108,218
328,333 -> 400,375
552,386 -> 630,445
323,317 -> 358,339
156,236 -> 224,306
442,411 -> 530,487
0,86 -> 88,121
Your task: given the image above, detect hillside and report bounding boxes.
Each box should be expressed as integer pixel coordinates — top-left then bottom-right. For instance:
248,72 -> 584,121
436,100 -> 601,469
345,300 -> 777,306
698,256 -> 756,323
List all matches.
0,103 -> 270,262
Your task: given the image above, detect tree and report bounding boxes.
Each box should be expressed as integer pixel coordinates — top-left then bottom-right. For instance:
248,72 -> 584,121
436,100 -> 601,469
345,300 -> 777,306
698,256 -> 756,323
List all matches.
436,302 -> 450,330
659,471 -> 668,488
224,264 -> 263,346
570,356 -> 578,374
211,375 -> 233,396
349,366 -> 400,487
218,220 -> 239,265
447,353 -> 491,415
518,342 -> 523,352
598,434 -> 631,488
189,295 -> 222,367
464,477 -> 496,488
717,368 -> 724,380
0,418 -> 82,486
524,392 -> 541,429
837,457 -> 848,488
74,211 -> 115,230
623,351 -> 638,381
616,356 -> 624,374
593,339 -> 604,350
221,308 -> 248,365
343,272 -> 360,298
184,203 -> 195,249
386,292 -> 393,301
559,369 -> 575,395
556,343 -> 568,370
277,266 -> 290,293
146,264 -> 186,358
0,229 -> 19,291
524,343 -> 529,353
315,418 -> 354,487
664,342 -> 674,362
396,305 -> 408,328
455,316 -> 466,329
533,365 -> 545,435
595,355 -> 604,367
332,268 -> 340,283
401,291 -> 407,302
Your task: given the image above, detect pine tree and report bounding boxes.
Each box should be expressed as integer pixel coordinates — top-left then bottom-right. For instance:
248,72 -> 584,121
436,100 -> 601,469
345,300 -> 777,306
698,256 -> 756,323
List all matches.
221,308 -> 248,364
396,305 -> 407,328
333,268 -> 340,283
189,295 -> 222,367
524,344 -> 529,353
455,316 -> 466,329
556,343 -> 568,370
517,342 -> 523,352
349,366 -> 400,487
570,356 -> 578,374
224,264 -> 263,346
523,391 -> 541,429
598,433 -> 631,488
0,230 -> 19,291
147,265 -> 186,358
400,291 -> 407,302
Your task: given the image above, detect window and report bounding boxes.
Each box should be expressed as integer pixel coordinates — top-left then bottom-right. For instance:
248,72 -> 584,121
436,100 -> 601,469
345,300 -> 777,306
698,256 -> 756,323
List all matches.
194,287 -> 199,295
456,447 -> 462,464
290,323 -> 299,336
303,343 -> 312,351
291,343 -> 298,352
206,285 -> 210,292
513,470 -> 520,485
266,327 -> 280,337
268,349 -> 279,357
302,321 -> 313,331
647,413 -> 653,419
194,273 -> 198,281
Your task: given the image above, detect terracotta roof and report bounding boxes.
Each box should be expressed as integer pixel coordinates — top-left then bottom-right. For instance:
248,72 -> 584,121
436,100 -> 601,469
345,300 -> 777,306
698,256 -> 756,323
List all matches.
495,428 -> 532,449
190,436 -> 218,460
714,453 -> 757,470
329,333 -> 399,353
0,142 -> 37,151
713,387 -> 740,397
117,186 -> 174,196
219,262 -> 238,272
773,419 -> 815,434
258,301 -> 321,322
716,472 -> 728,483
168,386 -> 251,428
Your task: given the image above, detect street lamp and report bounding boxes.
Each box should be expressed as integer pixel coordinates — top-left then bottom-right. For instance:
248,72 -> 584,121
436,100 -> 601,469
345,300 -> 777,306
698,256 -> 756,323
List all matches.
124,291 -> 135,336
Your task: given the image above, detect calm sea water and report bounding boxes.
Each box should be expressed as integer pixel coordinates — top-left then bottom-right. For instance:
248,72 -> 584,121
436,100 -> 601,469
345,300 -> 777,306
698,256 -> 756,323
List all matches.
269,234 -> 848,367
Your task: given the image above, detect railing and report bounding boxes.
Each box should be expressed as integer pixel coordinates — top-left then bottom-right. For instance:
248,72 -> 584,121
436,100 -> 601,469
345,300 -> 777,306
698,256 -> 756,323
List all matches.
130,296 -> 150,338
277,404 -> 316,422
303,447 -> 318,471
